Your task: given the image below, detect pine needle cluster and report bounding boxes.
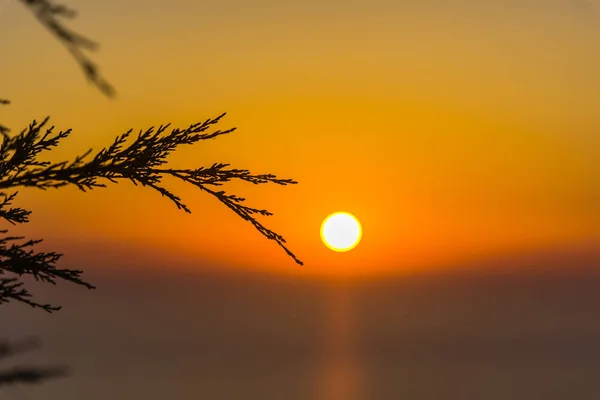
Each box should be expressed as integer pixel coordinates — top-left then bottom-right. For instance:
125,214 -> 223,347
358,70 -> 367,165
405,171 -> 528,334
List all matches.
3,0 -> 303,388
1,0 -> 302,314
0,112 -> 303,312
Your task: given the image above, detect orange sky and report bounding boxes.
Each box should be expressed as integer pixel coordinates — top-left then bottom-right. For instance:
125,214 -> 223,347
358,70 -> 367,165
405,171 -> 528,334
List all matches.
2,0 -> 599,278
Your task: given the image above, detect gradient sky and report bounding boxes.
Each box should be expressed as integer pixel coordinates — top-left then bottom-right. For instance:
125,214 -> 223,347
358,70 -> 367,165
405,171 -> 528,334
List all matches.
1,0 -> 599,278
3,2 -> 600,400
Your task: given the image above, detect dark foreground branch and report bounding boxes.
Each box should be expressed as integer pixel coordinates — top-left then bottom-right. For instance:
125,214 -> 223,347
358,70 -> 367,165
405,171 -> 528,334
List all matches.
0,113 -> 302,267
18,0 -> 115,97
0,338 -> 68,387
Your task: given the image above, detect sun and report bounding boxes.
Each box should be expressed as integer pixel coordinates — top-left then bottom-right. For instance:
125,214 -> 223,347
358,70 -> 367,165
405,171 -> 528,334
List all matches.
320,212 -> 362,252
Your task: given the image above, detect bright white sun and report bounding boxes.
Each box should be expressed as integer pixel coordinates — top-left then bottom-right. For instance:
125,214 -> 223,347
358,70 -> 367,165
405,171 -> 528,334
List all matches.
320,212 -> 362,252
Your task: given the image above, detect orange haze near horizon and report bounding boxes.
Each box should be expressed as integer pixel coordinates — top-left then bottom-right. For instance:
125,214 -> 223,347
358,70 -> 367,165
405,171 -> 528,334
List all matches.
1,0 -> 599,279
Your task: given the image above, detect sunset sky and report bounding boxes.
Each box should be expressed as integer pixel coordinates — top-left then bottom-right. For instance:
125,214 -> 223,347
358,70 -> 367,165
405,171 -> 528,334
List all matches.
2,0 -> 599,279
2,1 -> 600,399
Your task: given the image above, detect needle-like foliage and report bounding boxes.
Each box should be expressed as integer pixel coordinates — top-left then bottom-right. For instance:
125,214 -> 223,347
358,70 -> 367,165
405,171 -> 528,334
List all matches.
1,0 -> 302,314
0,113 -> 303,312
18,0 -> 115,97
2,0 -> 302,387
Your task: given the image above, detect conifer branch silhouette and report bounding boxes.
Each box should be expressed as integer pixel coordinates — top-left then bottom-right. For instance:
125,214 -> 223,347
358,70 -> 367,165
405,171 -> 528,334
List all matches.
1,1 -> 302,314
18,0 -> 115,97
1,1 -> 117,387
0,0 -> 302,386
2,0 -> 302,387
0,113 -> 303,311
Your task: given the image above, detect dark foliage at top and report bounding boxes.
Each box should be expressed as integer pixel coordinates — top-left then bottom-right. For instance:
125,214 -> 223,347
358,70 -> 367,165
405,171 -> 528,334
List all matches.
1,0 -> 302,314
0,114 -> 301,311
1,1 -> 302,387
1,0 -> 303,390
19,0 -> 116,97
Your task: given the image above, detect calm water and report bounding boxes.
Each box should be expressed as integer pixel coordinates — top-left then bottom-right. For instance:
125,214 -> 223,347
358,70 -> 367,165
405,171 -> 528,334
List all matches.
2,266 -> 600,399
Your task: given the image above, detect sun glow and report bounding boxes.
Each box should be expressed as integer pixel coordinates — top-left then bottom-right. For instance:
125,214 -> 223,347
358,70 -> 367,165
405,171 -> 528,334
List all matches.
320,212 -> 362,252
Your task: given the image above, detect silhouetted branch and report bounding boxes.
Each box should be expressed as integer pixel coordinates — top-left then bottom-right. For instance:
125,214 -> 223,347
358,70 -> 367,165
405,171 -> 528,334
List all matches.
0,192 -> 30,225
0,244 -> 95,313
18,0 -> 115,97
0,366 -> 69,386
0,221 -> 95,312
0,112 -> 301,311
0,100 -> 10,137
0,338 -> 68,387
1,0 -> 301,316
2,0 -> 302,392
